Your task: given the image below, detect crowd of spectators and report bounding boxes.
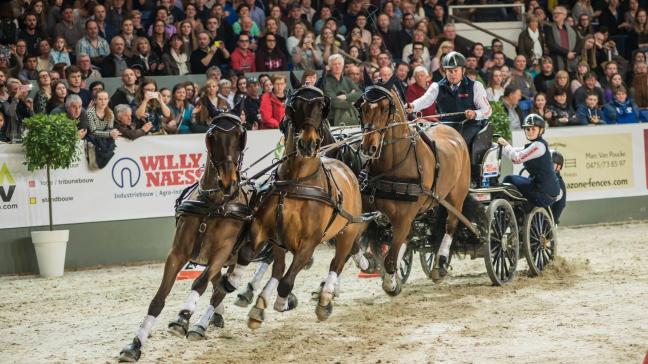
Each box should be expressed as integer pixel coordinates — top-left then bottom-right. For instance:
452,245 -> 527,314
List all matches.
1,0 -> 647,145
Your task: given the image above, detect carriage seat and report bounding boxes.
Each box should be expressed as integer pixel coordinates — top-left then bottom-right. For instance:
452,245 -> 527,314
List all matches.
470,122 -> 494,184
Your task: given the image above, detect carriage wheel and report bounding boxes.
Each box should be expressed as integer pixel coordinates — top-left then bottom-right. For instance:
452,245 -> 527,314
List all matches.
419,249 -> 435,279
484,199 -> 519,286
398,245 -> 414,284
523,207 -> 557,276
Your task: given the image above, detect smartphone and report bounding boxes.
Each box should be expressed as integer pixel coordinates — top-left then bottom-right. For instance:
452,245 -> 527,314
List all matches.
213,40 -> 222,48
20,84 -> 33,93
146,91 -> 158,99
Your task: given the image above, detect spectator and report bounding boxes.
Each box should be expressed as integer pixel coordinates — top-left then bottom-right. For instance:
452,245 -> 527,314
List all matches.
517,15 -> 545,67
182,4 -> 204,33
431,41 -> 454,73
206,66 -> 222,81
18,55 -> 38,82
218,79 -> 234,109
244,0 -> 265,30
604,86 -> 641,124
572,71 -> 605,108
287,22 -> 306,55
76,54 -> 102,83
345,26 -> 369,60
49,36 -> 71,67
133,37 -> 162,76
510,55 -> 536,99
106,0 -> 127,37
231,34 -> 256,73
546,6 -> 578,72
260,77 -> 272,95
190,31 -> 229,75
239,77 -> 261,130
576,14 -> 593,38
547,71 -> 572,109
603,74 -> 626,104
18,11 -> 44,55
184,81 -> 199,106
301,69 -> 318,87
317,27 -> 341,65
149,20 -> 169,62
534,57 -> 555,95
406,66 -> 436,117
87,91 -> 120,140
262,17 -> 290,57
259,75 -> 286,129
159,0 -> 184,25
354,14 -> 372,46
403,33 -> 431,68
147,7 -> 176,38
578,34 -> 601,75
46,80 -> 67,113
531,92 -> 552,121
76,19 -> 110,65
571,0 -> 597,21
33,70 -> 51,114
12,40 -> 27,71
103,35 -> 139,77
233,14 -> 260,38
292,31 -> 322,71
255,34 -> 288,72
92,4 -> 109,40
109,68 -> 138,108
61,94 -> 89,139
88,81 -> 105,100
300,0 -> 316,24
620,0 -> 640,33
486,69 -> 506,102
0,70 -> 8,102
631,71 -> 648,109
571,60 -> 596,93
65,66 -> 92,108
162,34 -> 190,76
439,23 -> 473,58
128,10 -> 147,37
166,84 -> 199,134
576,92 -> 605,125
600,60 -> 620,89
117,18 -> 137,57
36,39 -> 52,72
28,0 -> 48,35
52,4 -> 82,46
234,76 -> 247,105
547,89 -> 577,127
323,54 -> 361,126
195,79 -> 228,132
177,20 -> 199,55
627,9 -> 648,52
500,85 -> 523,130
134,78 -> 171,134
0,112 -> 8,143
597,0 -> 621,36
0,78 -> 32,141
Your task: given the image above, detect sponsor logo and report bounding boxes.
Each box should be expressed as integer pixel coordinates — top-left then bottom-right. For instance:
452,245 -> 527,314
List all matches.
139,153 -> 203,187
0,162 -> 16,203
112,158 -> 142,188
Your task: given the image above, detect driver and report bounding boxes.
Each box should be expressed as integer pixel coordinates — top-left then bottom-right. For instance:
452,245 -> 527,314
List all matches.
406,51 -> 491,151
497,114 -> 561,208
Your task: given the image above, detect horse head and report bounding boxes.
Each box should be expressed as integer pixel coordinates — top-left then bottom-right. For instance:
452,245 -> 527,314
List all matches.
285,70 -> 330,158
201,113 -> 247,196
358,73 -> 400,159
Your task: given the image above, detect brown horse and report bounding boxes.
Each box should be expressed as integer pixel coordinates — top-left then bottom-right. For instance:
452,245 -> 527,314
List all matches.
220,75 -> 366,328
118,113 -> 252,362
358,75 -> 473,295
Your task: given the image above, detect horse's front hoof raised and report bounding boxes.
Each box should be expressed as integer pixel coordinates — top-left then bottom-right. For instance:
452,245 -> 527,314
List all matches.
186,324 -> 207,341
118,338 -> 142,362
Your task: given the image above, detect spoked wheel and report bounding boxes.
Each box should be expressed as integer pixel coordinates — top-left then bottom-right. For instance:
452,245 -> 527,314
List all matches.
419,249 -> 435,279
523,207 -> 557,276
398,245 -> 414,284
484,199 -> 519,286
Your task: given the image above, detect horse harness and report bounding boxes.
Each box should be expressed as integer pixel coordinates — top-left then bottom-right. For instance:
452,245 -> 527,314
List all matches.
358,85 -> 478,236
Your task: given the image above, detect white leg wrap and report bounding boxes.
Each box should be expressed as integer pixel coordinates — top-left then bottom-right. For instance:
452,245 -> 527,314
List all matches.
214,302 -> 224,315
353,250 -> 369,271
323,271 -> 338,294
396,244 -> 407,271
250,262 -> 270,291
273,295 -> 287,312
195,305 -> 215,329
438,234 -> 453,258
181,290 -> 200,313
260,277 -> 279,302
135,315 -> 156,344
226,265 -> 246,290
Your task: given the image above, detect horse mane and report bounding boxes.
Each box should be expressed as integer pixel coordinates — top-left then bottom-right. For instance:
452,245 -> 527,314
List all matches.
389,88 -> 407,125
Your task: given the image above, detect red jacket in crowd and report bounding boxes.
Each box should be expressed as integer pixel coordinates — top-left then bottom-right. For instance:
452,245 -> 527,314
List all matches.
259,92 -> 285,129
230,48 -> 256,73
406,82 -> 437,118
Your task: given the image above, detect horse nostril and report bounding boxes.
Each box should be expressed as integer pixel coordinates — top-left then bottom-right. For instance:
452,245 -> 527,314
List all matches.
218,179 -> 225,189
369,145 -> 378,156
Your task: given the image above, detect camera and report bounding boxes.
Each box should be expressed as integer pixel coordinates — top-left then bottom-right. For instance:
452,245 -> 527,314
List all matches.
213,40 -> 222,48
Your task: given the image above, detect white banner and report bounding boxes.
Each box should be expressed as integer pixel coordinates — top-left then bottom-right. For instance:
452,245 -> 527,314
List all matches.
512,123 -> 648,201
0,131 -> 281,229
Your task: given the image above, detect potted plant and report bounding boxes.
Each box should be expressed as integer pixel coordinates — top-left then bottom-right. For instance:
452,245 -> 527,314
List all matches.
22,113 -> 80,277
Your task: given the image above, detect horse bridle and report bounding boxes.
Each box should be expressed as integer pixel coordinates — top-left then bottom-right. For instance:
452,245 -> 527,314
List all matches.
199,113 -> 247,197
358,85 -> 402,159
285,85 -> 330,135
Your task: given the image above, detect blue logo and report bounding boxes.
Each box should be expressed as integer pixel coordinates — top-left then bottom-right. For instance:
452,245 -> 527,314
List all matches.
112,158 -> 141,188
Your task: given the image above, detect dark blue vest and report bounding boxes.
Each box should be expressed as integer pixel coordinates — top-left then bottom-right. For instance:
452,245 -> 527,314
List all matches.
436,77 -> 477,123
523,137 -> 560,197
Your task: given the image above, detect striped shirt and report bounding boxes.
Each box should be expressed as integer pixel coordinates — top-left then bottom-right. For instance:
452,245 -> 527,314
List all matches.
75,36 -> 110,59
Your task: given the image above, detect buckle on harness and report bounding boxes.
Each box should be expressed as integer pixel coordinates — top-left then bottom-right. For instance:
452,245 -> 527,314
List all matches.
198,222 -> 207,233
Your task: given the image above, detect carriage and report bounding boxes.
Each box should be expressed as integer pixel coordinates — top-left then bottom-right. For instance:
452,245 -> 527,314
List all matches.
355,121 -> 558,286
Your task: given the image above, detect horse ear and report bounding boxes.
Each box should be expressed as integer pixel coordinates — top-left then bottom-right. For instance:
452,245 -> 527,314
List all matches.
363,67 -> 373,87
290,71 -> 301,89
384,74 -> 397,91
315,69 -> 327,89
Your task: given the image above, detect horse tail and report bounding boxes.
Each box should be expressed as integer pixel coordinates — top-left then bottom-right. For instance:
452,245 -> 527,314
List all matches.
461,194 -> 488,237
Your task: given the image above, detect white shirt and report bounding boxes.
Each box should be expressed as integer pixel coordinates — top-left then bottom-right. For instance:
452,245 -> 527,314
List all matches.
502,141 -> 546,164
411,79 -> 493,120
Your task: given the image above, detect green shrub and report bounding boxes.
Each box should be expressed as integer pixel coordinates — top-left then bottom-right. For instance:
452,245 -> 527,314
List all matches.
489,101 -> 512,141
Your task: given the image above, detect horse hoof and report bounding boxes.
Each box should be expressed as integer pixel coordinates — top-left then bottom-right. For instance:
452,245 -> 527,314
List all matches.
167,312 -> 190,338
431,256 -> 448,283
311,281 -> 324,301
118,338 -> 142,362
186,325 -> 207,341
248,306 -> 265,323
216,275 -> 237,294
315,302 -> 333,321
234,284 -> 254,307
247,318 -> 263,330
286,293 -> 298,311
304,256 -> 314,270
209,313 -> 224,328
385,282 -> 402,296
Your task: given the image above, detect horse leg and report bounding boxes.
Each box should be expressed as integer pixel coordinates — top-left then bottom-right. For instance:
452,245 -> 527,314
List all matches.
234,254 -> 274,308
274,244 -> 314,313
168,239 -> 234,338
119,222 -> 193,362
247,247 -> 286,330
185,270 -> 229,340
316,227 -> 359,321
382,221 -> 411,296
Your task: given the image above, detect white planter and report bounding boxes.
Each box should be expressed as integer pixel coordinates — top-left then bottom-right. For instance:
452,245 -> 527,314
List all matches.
31,230 -> 69,278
